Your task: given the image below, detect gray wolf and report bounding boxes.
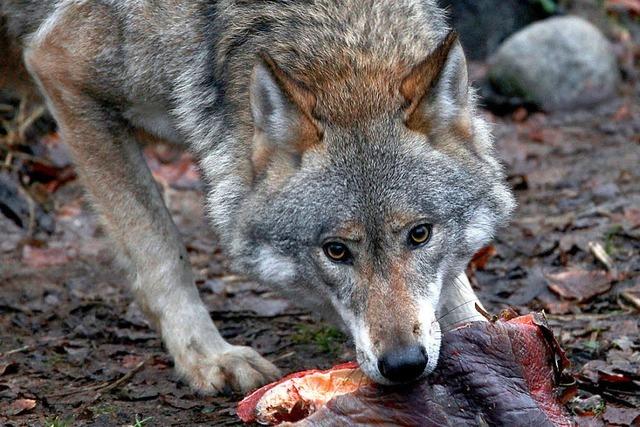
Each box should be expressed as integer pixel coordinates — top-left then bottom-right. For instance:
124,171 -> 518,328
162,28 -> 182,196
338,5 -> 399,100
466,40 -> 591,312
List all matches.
0,0 -> 515,393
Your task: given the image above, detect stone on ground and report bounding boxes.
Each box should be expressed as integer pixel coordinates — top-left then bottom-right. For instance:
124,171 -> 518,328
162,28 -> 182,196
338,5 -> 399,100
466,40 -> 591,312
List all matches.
488,16 -> 619,111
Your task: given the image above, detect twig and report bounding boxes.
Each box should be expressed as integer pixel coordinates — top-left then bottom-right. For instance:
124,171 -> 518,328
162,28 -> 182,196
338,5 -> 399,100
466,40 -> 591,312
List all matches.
50,357 -> 149,400
0,103 -> 14,114
0,345 -> 30,357
0,145 -> 55,165
49,383 -> 105,398
588,241 -> 615,272
270,351 -> 296,363
0,336 -> 68,358
620,290 -> 640,311
15,181 -> 36,235
546,311 -> 632,321
78,357 -> 149,409
218,274 -> 247,284
17,103 -> 46,140
474,302 -> 496,322
3,151 -> 12,168
209,310 -> 308,320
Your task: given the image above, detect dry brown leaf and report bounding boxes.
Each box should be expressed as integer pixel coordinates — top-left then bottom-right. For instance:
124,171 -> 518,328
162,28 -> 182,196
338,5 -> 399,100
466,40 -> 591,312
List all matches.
621,284 -> 640,310
603,406 -> 640,426
0,362 -> 18,376
22,245 -> 71,268
469,245 -> 497,271
7,398 -> 36,416
606,0 -> 640,15
121,354 -> 146,370
624,207 -> 640,229
546,269 -> 613,302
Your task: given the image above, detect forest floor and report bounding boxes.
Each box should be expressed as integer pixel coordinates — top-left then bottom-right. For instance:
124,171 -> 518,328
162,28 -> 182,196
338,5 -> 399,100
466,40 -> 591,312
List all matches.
1,63 -> 639,427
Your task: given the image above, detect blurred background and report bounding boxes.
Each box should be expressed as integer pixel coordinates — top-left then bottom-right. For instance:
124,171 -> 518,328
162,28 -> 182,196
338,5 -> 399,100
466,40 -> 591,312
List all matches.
1,1 -> 639,425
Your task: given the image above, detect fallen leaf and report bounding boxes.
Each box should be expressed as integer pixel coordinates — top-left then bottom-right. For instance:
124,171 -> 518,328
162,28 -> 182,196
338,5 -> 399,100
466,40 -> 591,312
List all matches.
41,132 -> 72,168
546,269 -> 613,302
161,394 -> 202,410
543,301 -> 573,315
22,245 -> 71,268
112,328 -> 156,342
122,354 -> 146,369
528,127 -> 561,144
7,398 -> 36,416
579,359 -> 639,390
512,107 -> 529,122
624,207 -> 640,229
237,295 -> 291,317
0,362 -> 18,376
603,406 -> 640,426
64,346 -> 89,364
591,182 -> 620,200
612,336 -> 635,352
145,149 -> 201,191
574,415 -> 606,427
469,245 -> 497,270
606,0 -> 640,15
118,383 -> 160,401
612,103 -> 631,121
571,394 -> 605,416
621,284 -> 640,310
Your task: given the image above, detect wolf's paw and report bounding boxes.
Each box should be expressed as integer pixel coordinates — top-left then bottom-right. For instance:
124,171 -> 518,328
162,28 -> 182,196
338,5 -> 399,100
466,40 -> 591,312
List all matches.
177,345 -> 281,394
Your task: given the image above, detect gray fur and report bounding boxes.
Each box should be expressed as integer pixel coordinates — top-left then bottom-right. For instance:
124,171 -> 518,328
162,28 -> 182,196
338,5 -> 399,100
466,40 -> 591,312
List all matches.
1,0 -> 515,391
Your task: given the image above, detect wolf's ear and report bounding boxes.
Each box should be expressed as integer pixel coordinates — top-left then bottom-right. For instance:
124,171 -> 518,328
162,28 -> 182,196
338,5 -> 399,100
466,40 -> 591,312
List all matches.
250,53 -> 322,176
401,31 -> 471,136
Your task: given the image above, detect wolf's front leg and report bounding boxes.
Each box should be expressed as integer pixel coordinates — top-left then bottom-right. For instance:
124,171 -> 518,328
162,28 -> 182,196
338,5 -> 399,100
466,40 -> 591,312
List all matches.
24,23 -> 279,394
437,272 -> 488,331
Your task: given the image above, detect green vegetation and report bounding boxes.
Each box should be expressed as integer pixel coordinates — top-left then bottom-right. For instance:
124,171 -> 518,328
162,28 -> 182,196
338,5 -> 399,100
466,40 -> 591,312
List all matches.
593,399 -> 607,416
43,353 -> 65,367
293,324 -> 346,356
90,404 -> 117,417
604,224 -> 623,255
131,414 -> 153,427
45,416 -> 74,427
532,0 -> 558,13
583,340 -> 600,352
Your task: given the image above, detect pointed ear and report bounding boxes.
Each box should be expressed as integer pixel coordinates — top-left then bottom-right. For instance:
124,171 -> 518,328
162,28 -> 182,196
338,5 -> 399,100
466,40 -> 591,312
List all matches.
401,31 -> 471,136
250,53 -> 322,176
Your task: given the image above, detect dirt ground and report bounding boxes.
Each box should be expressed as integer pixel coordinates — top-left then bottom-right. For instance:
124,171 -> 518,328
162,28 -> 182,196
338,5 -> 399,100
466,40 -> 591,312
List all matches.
1,36 -> 640,427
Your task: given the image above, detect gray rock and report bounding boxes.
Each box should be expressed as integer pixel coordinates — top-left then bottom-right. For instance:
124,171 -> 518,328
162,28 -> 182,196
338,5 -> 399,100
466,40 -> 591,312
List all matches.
488,16 -> 619,111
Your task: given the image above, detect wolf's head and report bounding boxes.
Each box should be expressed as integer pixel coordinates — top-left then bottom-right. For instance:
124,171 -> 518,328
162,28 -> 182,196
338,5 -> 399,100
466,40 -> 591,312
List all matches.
216,32 -> 514,384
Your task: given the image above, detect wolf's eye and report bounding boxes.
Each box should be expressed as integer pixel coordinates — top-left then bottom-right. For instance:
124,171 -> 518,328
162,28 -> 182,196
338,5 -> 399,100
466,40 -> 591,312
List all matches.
408,224 -> 432,248
323,242 -> 352,263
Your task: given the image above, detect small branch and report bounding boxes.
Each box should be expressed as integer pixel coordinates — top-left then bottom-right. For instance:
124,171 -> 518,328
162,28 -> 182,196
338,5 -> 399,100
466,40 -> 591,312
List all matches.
547,311 -> 631,321
270,351 -> 296,363
78,357 -> 149,410
620,290 -> 640,311
0,345 -> 31,357
0,336 -> 68,358
588,241 -> 615,273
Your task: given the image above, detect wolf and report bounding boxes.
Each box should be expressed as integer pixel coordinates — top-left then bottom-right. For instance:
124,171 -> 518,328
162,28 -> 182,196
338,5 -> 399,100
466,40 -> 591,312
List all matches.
0,0 -> 515,393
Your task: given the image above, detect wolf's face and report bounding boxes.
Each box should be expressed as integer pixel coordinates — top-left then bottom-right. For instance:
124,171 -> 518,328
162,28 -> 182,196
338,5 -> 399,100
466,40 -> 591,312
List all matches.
222,33 -> 514,384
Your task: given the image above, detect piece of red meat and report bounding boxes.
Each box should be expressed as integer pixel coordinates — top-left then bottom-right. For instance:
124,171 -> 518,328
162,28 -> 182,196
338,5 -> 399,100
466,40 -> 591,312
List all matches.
238,314 -> 574,426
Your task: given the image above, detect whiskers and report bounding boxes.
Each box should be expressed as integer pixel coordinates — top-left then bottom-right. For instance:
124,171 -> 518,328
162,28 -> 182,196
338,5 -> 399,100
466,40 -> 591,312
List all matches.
431,275 -> 485,334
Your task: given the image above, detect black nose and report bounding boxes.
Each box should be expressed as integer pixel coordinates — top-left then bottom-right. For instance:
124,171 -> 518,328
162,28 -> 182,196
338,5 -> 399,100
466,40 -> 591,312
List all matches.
378,345 -> 428,383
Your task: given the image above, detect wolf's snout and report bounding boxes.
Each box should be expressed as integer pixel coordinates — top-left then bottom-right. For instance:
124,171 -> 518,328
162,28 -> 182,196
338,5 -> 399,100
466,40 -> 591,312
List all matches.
377,344 -> 428,383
